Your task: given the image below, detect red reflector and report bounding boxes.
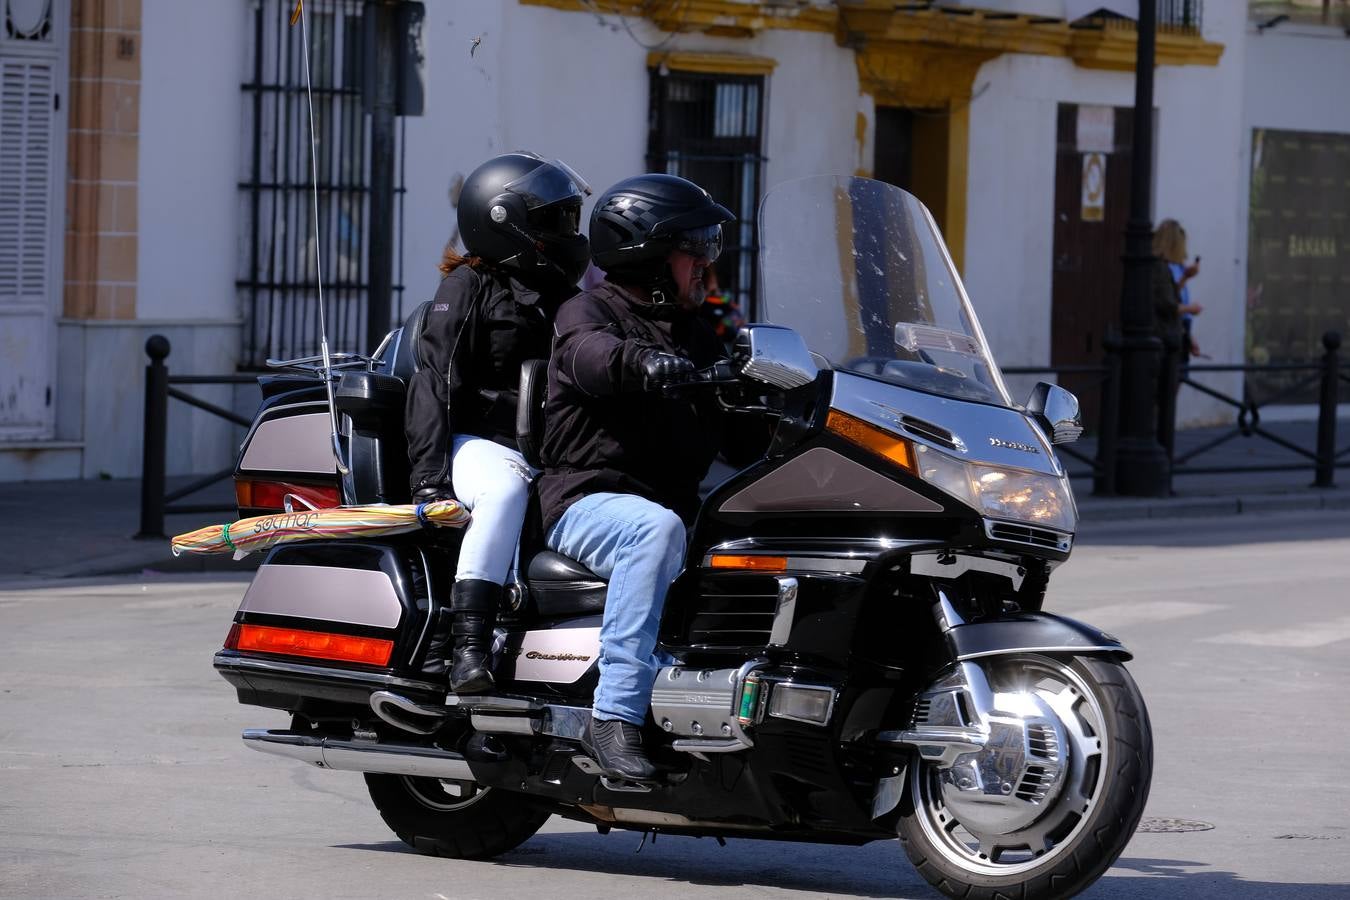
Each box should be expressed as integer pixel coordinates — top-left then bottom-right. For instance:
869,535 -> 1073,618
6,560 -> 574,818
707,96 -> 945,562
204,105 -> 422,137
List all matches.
223,623 -> 241,650
235,479 -> 341,512
234,624 -> 393,666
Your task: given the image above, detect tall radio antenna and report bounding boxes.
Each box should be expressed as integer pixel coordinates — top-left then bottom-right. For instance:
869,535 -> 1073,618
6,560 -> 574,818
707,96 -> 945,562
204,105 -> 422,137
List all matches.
291,0 -> 349,475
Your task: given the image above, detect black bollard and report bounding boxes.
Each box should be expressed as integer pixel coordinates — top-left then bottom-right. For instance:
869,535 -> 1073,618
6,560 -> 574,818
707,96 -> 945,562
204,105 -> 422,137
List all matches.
1313,331 -> 1340,488
136,335 -> 171,539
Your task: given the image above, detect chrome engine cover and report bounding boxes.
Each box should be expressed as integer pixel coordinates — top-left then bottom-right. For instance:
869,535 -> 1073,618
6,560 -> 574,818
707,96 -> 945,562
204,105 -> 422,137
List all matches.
648,666 -> 752,747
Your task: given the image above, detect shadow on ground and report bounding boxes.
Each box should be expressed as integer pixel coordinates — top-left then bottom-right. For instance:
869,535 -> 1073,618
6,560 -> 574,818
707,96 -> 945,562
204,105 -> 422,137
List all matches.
1093,857 -> 1349,899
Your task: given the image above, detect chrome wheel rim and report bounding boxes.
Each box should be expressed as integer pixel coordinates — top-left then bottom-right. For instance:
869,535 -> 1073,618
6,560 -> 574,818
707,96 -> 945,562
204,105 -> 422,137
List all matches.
401,776 -> 490,812
910,655 -> 1108,876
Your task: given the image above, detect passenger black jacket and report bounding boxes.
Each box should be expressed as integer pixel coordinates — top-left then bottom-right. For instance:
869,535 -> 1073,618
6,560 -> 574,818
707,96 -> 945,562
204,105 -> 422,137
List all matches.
405,264 -> 570,492
537,281 -> 736,532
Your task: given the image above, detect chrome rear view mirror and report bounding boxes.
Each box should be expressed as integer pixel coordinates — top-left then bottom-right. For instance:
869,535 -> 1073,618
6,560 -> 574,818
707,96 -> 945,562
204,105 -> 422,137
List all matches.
735,325 -> 819,390
1025,382 -> 1083,444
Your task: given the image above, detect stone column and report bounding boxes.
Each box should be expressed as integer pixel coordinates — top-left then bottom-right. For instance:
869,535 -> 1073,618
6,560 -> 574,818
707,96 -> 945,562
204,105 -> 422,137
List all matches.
65,0 -> 140,320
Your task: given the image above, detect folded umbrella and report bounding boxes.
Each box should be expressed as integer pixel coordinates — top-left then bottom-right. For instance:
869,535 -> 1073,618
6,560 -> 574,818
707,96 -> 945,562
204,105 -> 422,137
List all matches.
171,500 -> 469,559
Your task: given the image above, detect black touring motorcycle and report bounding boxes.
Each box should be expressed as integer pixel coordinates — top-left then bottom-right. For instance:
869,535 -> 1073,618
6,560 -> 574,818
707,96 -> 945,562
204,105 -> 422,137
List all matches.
216,176 -> 1152,899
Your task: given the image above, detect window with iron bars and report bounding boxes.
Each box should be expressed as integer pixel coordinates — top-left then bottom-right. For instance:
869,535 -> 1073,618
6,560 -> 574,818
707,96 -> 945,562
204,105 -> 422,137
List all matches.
238,0 -> 405,368
647,69 -> 766,321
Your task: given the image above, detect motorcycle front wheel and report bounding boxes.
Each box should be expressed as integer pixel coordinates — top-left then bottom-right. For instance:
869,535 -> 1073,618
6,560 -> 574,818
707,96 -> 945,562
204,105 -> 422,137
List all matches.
365,773 -> 551,859
896,654 -> 1152,900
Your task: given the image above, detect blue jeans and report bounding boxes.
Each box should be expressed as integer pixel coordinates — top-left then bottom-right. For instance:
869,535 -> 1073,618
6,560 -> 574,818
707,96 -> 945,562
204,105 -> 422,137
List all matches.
546,492 -> 686,725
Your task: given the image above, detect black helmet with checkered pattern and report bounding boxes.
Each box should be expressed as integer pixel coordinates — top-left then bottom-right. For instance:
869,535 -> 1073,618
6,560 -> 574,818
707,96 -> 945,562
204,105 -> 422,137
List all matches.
589,174 -> 734,298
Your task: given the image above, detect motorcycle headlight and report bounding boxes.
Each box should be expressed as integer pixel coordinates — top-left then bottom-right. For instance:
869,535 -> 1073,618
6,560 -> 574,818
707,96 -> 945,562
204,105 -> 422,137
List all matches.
914,444 -> 1077,532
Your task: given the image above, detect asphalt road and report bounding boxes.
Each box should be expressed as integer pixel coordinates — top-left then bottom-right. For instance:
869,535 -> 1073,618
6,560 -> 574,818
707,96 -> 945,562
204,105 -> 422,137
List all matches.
2,510 -> 1349,899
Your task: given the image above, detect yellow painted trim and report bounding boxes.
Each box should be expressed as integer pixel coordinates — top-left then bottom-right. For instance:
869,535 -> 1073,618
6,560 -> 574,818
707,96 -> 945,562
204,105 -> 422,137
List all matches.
647,51 -> 776,76
1069,27 -> 1225,71
520,0 -> 834,36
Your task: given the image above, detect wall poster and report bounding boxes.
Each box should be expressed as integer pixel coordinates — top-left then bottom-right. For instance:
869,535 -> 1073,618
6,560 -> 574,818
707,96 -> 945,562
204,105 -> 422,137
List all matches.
1247,128 -> 1350,402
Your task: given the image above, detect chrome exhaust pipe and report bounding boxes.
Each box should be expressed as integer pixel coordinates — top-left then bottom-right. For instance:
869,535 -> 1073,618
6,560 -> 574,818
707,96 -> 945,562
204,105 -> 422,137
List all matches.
242,729 -> 475,780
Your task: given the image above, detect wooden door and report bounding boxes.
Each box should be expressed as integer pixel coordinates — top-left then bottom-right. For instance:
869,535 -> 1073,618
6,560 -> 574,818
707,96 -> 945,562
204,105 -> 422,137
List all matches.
0,0 -> 66,440
1050,103 -> 1134,431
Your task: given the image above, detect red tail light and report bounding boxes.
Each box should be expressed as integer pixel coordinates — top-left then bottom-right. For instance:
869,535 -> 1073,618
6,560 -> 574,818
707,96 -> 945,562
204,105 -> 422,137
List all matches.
233,624 -> 393,666
223,623 -> 241,650
235,479 -> 341,512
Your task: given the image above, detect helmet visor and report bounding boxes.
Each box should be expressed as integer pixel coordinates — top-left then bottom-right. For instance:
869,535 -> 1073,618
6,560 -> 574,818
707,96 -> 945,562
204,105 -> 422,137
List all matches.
528,199 -> 583,237
674,224 -> 723,263
503,159 -> 593,210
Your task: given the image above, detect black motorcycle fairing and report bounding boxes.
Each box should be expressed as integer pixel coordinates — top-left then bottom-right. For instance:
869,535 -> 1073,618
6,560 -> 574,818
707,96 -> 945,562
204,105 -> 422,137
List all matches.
945,611 -> 1131,662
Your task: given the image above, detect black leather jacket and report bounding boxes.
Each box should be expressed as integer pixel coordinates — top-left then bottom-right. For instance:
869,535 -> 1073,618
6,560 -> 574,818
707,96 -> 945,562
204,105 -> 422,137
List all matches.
404,264 -> 571,492
537,281 -> 739,532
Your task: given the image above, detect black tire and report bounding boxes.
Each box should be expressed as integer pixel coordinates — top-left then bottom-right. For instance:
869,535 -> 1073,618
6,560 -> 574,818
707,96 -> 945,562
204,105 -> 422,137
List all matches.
897,655 -> 1153,900
364,773 -> 550,859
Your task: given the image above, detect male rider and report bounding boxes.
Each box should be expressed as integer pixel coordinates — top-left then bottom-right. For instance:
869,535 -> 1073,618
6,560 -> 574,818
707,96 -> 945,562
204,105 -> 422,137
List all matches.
537,173 -> 751,781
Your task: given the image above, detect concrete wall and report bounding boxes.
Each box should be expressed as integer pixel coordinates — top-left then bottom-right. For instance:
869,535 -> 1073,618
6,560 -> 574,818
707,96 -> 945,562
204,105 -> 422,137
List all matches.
964,2 -> 1248,424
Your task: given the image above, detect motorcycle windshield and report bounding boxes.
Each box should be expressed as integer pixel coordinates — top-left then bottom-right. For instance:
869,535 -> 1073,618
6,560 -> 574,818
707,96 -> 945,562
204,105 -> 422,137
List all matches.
759,176 -> 1011,407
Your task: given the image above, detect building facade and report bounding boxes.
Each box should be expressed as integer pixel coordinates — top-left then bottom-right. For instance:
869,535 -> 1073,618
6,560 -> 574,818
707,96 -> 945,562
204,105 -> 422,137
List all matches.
1,0 -> 1346,481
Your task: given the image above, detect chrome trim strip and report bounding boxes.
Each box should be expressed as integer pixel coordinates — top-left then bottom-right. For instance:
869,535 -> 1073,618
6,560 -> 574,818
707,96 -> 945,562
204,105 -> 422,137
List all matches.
213,653 -> 443,693
769,577 -> 798,646
470,713 -> 538,735
242,729 -> 475,780
956,645 -> 1127,661
670,737 -> 753,754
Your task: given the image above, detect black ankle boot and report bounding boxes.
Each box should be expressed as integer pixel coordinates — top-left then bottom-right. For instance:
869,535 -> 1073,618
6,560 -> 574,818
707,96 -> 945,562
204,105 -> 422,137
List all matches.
449,579 -> 500,694
582,718 -> 658,782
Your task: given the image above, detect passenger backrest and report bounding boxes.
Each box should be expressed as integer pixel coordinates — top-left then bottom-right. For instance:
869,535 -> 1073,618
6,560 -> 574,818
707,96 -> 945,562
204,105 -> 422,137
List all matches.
387,300 -> 433,382
516,359 -> 548,469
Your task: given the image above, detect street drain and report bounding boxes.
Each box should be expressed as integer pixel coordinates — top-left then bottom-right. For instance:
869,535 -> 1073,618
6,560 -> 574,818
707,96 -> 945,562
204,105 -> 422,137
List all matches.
1136,817 -> 1215,833
1274,834 -> 1342,841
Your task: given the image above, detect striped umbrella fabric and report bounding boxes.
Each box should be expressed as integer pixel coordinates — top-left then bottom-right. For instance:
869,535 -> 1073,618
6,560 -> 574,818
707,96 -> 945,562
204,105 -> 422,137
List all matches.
171,500 -> 469,559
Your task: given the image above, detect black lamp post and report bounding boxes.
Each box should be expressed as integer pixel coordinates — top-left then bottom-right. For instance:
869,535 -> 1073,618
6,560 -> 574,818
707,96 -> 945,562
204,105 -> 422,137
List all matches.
1113,0 -> 1171,496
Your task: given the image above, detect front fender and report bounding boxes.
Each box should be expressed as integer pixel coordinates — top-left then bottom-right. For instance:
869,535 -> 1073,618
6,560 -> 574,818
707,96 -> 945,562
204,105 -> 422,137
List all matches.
946,612 -> 1131,662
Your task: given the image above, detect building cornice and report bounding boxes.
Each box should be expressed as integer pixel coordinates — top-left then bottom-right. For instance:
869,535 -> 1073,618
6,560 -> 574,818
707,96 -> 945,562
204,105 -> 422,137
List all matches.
525,1 -> 1225,83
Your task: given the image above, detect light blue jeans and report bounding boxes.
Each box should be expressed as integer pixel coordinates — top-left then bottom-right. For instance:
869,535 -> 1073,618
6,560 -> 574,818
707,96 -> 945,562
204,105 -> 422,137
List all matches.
451,435 -> 536,584
546,492 -> 687,725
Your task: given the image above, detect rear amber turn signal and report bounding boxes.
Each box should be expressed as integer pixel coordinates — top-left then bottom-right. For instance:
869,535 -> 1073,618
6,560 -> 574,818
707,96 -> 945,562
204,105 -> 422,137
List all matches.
233,624 -> 393,667
826,410 -> 916,473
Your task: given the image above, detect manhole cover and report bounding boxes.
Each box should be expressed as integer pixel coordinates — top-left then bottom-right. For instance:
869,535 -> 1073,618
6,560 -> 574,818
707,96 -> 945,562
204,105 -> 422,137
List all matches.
1136,817 -> 1215,833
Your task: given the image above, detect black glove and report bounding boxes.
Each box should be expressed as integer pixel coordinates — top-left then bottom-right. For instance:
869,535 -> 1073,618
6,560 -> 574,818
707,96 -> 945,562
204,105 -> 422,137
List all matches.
412,483 -> 456,505
639,350 -> 696,391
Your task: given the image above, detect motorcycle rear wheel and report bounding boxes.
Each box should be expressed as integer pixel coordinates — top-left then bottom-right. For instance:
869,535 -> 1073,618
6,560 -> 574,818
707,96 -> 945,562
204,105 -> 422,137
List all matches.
364,773 -> 551,859
896,655 -> 1152,900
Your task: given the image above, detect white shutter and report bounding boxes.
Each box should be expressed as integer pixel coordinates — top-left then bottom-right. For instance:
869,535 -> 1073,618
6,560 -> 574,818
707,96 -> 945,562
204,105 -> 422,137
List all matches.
0,56 -> 56,437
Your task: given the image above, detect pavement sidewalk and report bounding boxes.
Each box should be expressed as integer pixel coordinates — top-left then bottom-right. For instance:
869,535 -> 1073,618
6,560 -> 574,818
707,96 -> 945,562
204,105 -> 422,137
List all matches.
1,420 -> 1346,579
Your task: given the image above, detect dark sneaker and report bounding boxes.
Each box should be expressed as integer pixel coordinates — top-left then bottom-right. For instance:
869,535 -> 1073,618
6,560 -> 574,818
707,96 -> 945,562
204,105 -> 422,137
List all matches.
582,718 -> 659,782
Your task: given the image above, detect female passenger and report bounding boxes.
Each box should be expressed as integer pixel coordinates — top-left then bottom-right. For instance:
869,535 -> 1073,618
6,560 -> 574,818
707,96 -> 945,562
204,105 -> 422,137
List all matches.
404,153 -> 590,692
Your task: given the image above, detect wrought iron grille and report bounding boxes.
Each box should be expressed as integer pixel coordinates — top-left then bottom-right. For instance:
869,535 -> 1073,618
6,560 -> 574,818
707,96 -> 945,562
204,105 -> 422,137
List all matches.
238,0 -> 405,368
647,69 -> 766,319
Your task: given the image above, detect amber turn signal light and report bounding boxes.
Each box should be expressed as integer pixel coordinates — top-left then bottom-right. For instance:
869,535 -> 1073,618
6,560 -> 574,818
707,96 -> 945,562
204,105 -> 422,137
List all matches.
826,410 -> 916,473
709,554 -> 788,572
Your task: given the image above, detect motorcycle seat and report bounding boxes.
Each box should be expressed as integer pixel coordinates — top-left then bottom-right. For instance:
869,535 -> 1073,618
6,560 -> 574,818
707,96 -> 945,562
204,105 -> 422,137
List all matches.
526,550 -> 606,617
